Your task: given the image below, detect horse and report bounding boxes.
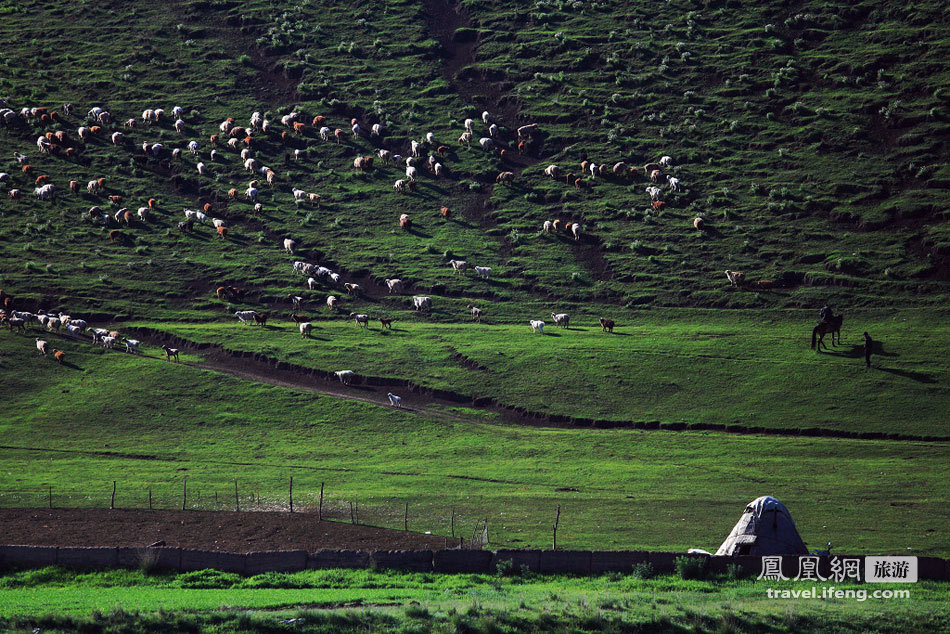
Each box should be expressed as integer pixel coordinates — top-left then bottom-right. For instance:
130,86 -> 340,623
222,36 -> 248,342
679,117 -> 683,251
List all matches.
811,314 -> 843,351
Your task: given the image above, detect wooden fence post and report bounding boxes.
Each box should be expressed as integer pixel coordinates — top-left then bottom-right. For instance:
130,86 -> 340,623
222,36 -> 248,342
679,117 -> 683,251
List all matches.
111,481 -> 116,510
450,508 -> 455,539
404,501 -> 409,531
553,505 -> 561,550
48,485 -> 52,509
148,487 -> 152,510
349,501 -> 355,524
182,477 -> 187,511
234,480 -> 239,512
318,482 -> 324,521
289,476 -> 294,513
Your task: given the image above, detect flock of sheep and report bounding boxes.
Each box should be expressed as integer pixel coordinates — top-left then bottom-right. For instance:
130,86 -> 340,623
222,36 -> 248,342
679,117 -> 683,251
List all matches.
0,95 -> 753,398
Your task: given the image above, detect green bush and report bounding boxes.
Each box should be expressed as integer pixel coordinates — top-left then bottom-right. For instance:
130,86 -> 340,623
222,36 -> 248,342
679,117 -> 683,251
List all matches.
675,556 -> 707,580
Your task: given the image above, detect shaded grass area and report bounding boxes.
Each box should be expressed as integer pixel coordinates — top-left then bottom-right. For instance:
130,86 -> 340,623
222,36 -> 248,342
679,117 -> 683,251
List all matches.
0,0 -> 946,320
0,567 -> 947,633
1,336 -> 947,555
129,308 -> 950,436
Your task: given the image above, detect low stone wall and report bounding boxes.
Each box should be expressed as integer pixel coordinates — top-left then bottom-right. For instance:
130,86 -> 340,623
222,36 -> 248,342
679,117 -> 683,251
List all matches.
0,544 -> 946,580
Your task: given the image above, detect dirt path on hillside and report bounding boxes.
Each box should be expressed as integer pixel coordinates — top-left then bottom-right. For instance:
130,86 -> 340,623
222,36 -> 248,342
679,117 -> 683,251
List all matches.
111,327 -> 947,443
422,0 -> 613,283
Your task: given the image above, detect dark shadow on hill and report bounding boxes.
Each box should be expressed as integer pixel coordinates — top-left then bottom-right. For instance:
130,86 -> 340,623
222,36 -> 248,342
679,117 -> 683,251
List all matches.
875,367 -> 937,384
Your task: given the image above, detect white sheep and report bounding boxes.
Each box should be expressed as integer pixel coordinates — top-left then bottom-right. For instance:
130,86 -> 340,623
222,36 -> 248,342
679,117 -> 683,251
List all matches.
667,175 -> 681,192
481,110 -> 491,124
319,126 -> 331,141
411,140 -> 422,157
530,320 -> 545,334
464,118 -> 475,132
474,266 -> 491,279
111,132 -> 123,145
188,140 -> 199,155
284,238 -> 296,254
488,123 -> 498,137
174,119 -> 185,133
196,162 -> 207,175
478,137 -> 495,150
406,166 -> 418,181
387,393 -> 402,408
371,123 -> 383,137
659,155 -> 673,168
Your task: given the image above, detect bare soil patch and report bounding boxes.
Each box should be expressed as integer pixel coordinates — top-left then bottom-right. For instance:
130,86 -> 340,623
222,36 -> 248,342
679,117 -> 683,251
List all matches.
0,508 -> 454,552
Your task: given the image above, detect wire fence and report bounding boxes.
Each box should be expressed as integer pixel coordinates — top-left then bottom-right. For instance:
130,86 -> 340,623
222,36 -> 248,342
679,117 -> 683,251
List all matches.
0,479 -> 493,548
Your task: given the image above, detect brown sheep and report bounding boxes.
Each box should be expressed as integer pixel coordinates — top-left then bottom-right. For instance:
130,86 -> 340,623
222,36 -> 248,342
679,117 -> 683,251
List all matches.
440,206 -> 451,219
53,349 -> 65,364
109,230 -> 123,243
643,162 -> 661,176
399,214 -> 412,230
210,134 -> 219,146
650,169 -> 662,183
757,280 -> 775,290
217,225 -> 228,239
148,198 -> 157,209
496,171 -> 515,185
69,180 -> 80,195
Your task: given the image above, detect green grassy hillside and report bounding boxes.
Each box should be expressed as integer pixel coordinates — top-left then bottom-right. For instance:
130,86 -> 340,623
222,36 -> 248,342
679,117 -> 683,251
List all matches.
0,0 -> 947,568
2,336 -> 947,555
0,0 -> 946,315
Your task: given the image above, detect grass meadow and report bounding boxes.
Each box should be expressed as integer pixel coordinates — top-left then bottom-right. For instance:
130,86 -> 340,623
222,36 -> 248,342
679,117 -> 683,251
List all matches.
0,0 -> 946,628
0,567 -> 947,633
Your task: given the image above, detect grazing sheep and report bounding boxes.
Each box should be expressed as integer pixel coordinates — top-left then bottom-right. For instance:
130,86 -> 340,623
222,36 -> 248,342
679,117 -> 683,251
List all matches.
433,162 -> 445,177
412,296 -> 431,311
342,283 -> 361,296
101,335 -> 117,349
393,179 -> 408,192
496,171 -> 514,184
399,213 -> 412,230
440,206 -> 451,219
646,186 -> 664,202
468,305 -> 484,322
449,259 -> 469,274
387,393 -> 402,408
756,280 -> 775,290
162,345 -> 180,362
379,318 -> 393,330
571,223 -> 582,241
36,338 -> 49,356
319,126 -> 331,141
517,123 -> 538,138
288,295 -> 303,310
464,118 -> 475,133
299,322 -> 312,338
306,277 -> 318,290
53,349 -> 65,364
659,155 -> 673,168
124,338 -> 141,354
335,370 -> 356,385
724,270 -> 745,287
197,162 -> 207,175
474,266 -> 491,279
479,137 -> 495,150
410,140 -> 422,157
667,175 -> 681,191
643,162 -> 661,176
693,217 -> 705,230
544,165 -> 561,180
530,320 -> 545,334
234,310 -> 259,325
349,312 -> 369,328
405,166 -> 418,181
543,220 -> 553,234
326,295 -> 338,309
650,169 -> 662,182
385,279 -> 404,294
372,123 -> 384,137
599,318 -> 615,333
284,238 -> 296,254
551,313 -> 570,328
652,201 -> 665,211
458,131 -> 472,145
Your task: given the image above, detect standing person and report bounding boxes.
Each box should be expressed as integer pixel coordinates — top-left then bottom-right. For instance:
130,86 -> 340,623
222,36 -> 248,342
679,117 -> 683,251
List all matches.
863,332 -> 873,368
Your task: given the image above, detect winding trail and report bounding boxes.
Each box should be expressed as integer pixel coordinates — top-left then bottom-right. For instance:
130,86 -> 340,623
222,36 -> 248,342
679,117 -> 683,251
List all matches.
117,326 -> 947,443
